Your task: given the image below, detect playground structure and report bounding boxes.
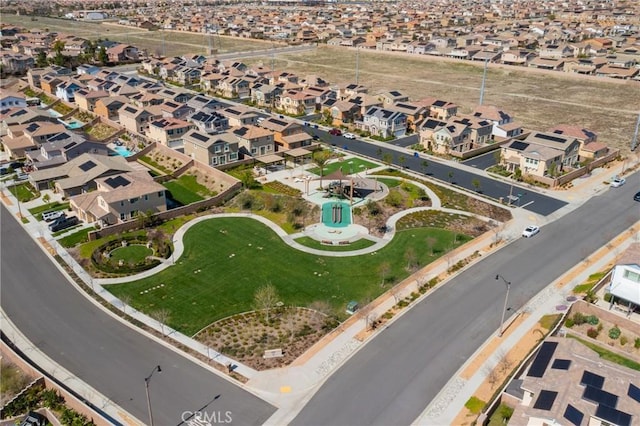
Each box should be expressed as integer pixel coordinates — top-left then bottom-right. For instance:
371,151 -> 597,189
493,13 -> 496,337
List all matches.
321,201 -> 351,228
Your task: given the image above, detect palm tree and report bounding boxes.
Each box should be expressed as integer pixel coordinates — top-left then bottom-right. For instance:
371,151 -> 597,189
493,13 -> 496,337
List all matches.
312,150 -> 331,189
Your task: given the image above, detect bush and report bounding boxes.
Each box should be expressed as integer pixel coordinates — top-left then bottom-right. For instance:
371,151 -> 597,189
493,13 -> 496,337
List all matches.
572,312 -> 587,325
635,338 -> 640,349
608,326 -> 621,340
587,327 -> 599,338
565,318 -> 575,328
586,315 -> 599,325
604,292 -> 613,302
464,396 -> 485,414
620,335 -> 628,346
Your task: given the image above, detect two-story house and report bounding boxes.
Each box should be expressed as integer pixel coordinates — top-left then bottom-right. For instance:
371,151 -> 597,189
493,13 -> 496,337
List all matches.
471,105 -> 523,139
360,106 -> 407,138
147,117 -> 194,149
188,110 -> 229,134
118,104 -> 162,134
233,125 -> 276,157
259,117 -> 311,151
183,130 -> 239,167
74,89 -> 110,112
277,90 -> 316,115
70,170 -> 167,225
94,96 -> 129,122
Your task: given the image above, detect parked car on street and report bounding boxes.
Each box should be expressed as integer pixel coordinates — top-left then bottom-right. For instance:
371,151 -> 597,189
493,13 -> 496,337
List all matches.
329,128 -> 342,136
49,216 -> 79,232
634,191 -> 640,202
343,132 -> 356,139
610,177 -> 626,187
522,225 -> 540,238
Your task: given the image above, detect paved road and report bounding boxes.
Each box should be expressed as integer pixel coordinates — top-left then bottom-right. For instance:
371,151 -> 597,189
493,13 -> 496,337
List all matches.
292,175 -> 639,426
0,205 -> 275,426
307,128 -> 567,216
462,150 -> 498,169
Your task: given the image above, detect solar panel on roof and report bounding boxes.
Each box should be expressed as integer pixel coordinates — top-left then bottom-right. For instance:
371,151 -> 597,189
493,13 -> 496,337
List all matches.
533,390 -> 558,411
535,133 -> 568,143
191,132 -> 209,142
582,385 -> 618,407
271,119 -> 288,127
563,404 -> 584,426
628,383 -> 640,403
105,176 -> 130,188
390,91 -> 402,96
552,359 -> 571,370
79,160 -> 97,172
581,371 -> 605,389
124,106 -> 137,113
395,103 -> 414,109
510,141 -> 529,151
433,100 -> 446,107
527,341 -> 558,377
594,404 -> 632,426
63,142 -> 77,150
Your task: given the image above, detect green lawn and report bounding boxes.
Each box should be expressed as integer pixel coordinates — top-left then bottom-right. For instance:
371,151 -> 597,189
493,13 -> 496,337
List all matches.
9,183 -> 38,202
294,236 -> 377,251
309,158 -> 379,177
28,202 -> 69,221
110,245 -> 153,263
163,180 -> 204,205
138,156 -> 172,175
58,227 -> 96,248
107,217 -> 468,335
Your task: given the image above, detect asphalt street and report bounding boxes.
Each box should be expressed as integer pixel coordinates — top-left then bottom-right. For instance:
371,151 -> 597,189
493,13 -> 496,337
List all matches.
292,172 -> 640,426
0,205 -> 275,426
462,150 -> 498,169
307,128 -> 567,216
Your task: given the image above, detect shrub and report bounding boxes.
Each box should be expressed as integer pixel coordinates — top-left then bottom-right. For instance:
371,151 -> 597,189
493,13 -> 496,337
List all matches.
620,335 -> 628,346
608,326 -> 621,340
572,312 -> 587,325
635,338 -> 640,349
587,327 -> 599,338
586,315 -> 599,325
597,323 -> 603,332
603,292 -> 613,302
565,318 -> 575,328
464,396 -> 485,414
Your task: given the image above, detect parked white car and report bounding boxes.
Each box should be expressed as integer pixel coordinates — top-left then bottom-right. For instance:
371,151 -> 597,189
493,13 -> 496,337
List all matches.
343,133 -> 356,140
522,225 -> 540,238
610,177 -> 626,188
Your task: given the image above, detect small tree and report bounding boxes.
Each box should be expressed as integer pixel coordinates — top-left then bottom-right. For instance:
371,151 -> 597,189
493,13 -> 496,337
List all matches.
378,261 -> 391,287
471,178 -> 481,193
382,152 -> 393,168
312,150 -> 331,189
421,160 -> 429,175
398,155 -> 406,169
151,308 -> 171,336
404,247 -> 417,271
425,236 -> 437,256
42,193 -> 51,207
254,283 -> 279,323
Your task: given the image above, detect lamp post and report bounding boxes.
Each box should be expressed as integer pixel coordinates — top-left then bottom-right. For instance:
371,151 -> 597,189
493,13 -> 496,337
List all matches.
144,365 -> 162,426
495,274 -> 511,337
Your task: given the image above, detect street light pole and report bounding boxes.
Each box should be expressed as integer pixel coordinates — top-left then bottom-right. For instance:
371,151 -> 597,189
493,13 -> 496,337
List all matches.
495,274 -> 511,337
144,365 -> 161,426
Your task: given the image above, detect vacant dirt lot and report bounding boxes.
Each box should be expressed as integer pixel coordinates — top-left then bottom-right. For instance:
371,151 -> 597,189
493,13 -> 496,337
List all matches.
246,46 -> 640,154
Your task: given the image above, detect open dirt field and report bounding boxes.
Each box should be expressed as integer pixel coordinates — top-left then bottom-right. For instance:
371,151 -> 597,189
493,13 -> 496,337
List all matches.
245,46 -> 640,154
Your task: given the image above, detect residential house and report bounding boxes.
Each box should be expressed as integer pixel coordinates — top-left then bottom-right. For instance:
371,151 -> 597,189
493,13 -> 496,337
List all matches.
70,170 -> 167,225
258,117 -> 311,151
251,83 -> 282,108
0,90 -> 27,109
277,90 -> 316,115
0,52 -> 35,74
419,98 -> 459,120
55,81 -> 84,103
338,83 -> 367,100
428,119 -> 472,154
188,110 -> 229,134
156,88 -> 193,104
606,243 -> 640,308
183,130 -> 239,167
28,153 -> 133,196
233,125 -> 275,157
219,106 -> 259,127
118,104 -> 162,134
501,131 -> 581,177
360,106 -> 407,138
147,117 -> 194,149
159,100 -> 195,120
186,95 -> 226,113
377,91 -> 409,108
94,96 -> 129,122
74,89 -> 109,112
471,105 -> 523,139
106,44 -> 139,62
217,76 -> 251,99
26,132 -> 110,170
329,100 -> 361,126
1,121 -> 66,158
388,101 -> 428,132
